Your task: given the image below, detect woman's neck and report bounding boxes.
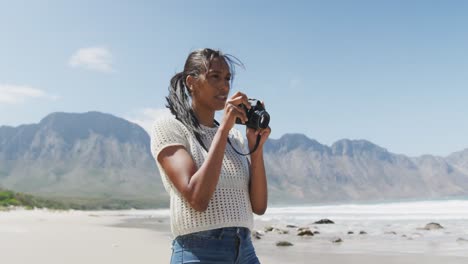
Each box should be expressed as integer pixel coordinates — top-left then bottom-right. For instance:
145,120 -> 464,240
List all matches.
192,104 -> 215,127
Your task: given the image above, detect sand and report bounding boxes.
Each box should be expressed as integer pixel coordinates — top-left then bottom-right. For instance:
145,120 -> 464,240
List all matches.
0,209 -> 172,264
1,209 -> 468,264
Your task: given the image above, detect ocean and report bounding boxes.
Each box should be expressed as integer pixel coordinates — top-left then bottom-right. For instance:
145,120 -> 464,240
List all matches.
259,199 -> 468,221
114,199 -> 468,257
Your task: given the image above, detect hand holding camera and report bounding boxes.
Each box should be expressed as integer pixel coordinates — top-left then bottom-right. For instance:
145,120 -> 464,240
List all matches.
235,98 -> 270,130
222,92 -> 270,130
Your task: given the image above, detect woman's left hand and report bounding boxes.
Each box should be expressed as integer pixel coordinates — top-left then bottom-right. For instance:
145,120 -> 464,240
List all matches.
246,126 -> 271,151
246,101 -> 271,151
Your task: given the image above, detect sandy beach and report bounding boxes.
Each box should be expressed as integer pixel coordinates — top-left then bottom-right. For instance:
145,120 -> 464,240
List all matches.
0,209 -> 173,264
2,202 -> 468,264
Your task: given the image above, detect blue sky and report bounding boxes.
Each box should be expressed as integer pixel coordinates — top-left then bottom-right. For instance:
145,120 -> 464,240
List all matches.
1,0 -> 468,157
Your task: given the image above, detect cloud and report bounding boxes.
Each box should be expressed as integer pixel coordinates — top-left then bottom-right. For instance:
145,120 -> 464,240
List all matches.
68,46 -> 114,73
0,84 -> 59,104
125,107 -> 173,134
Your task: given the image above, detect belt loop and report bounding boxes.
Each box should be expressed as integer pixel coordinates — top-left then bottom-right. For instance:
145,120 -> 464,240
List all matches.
218,227 -> 225,239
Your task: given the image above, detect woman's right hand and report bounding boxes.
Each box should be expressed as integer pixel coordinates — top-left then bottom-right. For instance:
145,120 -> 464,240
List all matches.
220,91 -> 251,131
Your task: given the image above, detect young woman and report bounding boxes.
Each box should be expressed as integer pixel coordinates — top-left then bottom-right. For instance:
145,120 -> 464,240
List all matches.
151,48 -> 270,264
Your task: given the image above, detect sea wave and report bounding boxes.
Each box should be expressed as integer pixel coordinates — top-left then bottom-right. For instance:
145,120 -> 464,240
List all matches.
259,200 -> 468,221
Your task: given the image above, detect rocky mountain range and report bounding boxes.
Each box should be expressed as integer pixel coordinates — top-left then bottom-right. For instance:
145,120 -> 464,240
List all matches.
0,112 -> 166,208
264,135 -> 468,203
1,111 -> 467,208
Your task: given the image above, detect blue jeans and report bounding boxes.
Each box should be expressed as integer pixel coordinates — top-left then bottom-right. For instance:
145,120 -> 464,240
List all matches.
170,227 -> 260,264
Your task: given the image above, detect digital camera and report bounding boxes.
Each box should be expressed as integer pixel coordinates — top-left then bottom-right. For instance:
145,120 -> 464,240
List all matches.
236,99 -> 270,130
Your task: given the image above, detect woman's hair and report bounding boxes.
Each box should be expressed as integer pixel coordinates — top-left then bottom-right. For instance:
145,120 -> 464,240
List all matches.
166,48 -> 243,150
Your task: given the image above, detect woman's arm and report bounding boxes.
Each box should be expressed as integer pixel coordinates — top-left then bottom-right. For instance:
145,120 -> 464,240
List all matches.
157,127 -> 230,212
157,92 -> 251,212
247,128 -> 271,215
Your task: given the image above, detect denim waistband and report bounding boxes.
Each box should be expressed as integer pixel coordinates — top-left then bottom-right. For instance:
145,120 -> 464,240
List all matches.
219,227 -> 249,234
171,227 -> 260,263
176,227 -> 250,241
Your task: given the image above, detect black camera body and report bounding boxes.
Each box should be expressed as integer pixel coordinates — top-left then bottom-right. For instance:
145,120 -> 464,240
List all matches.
236,99 -> 270,130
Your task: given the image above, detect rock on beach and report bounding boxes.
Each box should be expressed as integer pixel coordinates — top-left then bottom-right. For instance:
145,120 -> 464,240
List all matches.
276,241 -> 294,247
422,222 -> 444,230
314,219 -> 335,224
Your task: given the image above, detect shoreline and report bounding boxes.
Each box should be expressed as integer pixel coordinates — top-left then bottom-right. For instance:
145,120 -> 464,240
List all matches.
1,208 -> 468,263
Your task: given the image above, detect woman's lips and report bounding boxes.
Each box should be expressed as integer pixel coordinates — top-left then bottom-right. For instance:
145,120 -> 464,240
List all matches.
215,95 -> 227,101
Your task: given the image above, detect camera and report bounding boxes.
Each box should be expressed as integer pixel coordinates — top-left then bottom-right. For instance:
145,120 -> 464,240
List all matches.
236,99 -> 270,130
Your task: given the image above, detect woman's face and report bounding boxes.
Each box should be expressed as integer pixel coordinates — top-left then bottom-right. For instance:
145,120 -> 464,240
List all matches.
191,57 -> 231,112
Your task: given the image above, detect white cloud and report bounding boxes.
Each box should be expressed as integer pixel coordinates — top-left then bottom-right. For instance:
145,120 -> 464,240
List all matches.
125,107 -> 173,134
0,84 -> 59,104
68,46 -> 114,73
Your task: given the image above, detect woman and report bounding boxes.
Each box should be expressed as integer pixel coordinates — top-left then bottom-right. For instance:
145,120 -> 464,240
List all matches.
151,48 -> 270,264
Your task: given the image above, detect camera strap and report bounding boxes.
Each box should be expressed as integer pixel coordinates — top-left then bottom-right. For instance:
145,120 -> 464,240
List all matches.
228,134 -> 261,156
213,120 -> 261,156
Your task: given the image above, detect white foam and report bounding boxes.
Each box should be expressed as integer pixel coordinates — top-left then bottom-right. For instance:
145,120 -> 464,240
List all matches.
260,200 -> 468,221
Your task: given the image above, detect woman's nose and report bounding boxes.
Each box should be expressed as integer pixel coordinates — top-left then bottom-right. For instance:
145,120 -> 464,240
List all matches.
220,81 -> 230,91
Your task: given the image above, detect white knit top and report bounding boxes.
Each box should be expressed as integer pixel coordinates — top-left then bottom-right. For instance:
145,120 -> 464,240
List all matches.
150,116 -> 253,237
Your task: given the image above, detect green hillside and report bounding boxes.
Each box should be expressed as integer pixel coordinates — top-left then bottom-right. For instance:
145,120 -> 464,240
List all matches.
0,187 -> 68,210
0,187 -> 168,210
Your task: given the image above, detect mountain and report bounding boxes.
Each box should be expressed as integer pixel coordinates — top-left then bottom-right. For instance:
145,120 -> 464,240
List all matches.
264,135 -> 468,204
446,148 -> 468,175
0,112 -> 166,208
1,111 -> 468,208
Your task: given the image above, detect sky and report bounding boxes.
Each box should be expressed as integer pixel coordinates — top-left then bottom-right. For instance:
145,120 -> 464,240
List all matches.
1,0 -> 468,157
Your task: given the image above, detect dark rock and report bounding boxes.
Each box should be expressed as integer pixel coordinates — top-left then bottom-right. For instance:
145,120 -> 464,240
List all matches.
275,228 -> 289,235
314,219 -> 335,224
276,241 -> 293,247
331,237 -> 343,243
423,222 -> 444,230
297,229 -> 314,236
252,230 -> 263,239
313,231 -> 320,235
286,224 -> 298,228
297,227 -> 310,232
264,226 -> 274,232
456,237 -> 468,243
359,231 -> 367,235
384,231 -> 397,235
347,231 -> 354,235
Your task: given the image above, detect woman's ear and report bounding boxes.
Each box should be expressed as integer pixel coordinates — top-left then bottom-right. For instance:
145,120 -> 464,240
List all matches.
186,75 -> 195,93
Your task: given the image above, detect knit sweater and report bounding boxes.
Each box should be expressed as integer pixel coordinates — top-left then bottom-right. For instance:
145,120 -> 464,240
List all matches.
150,116 -> 253,237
